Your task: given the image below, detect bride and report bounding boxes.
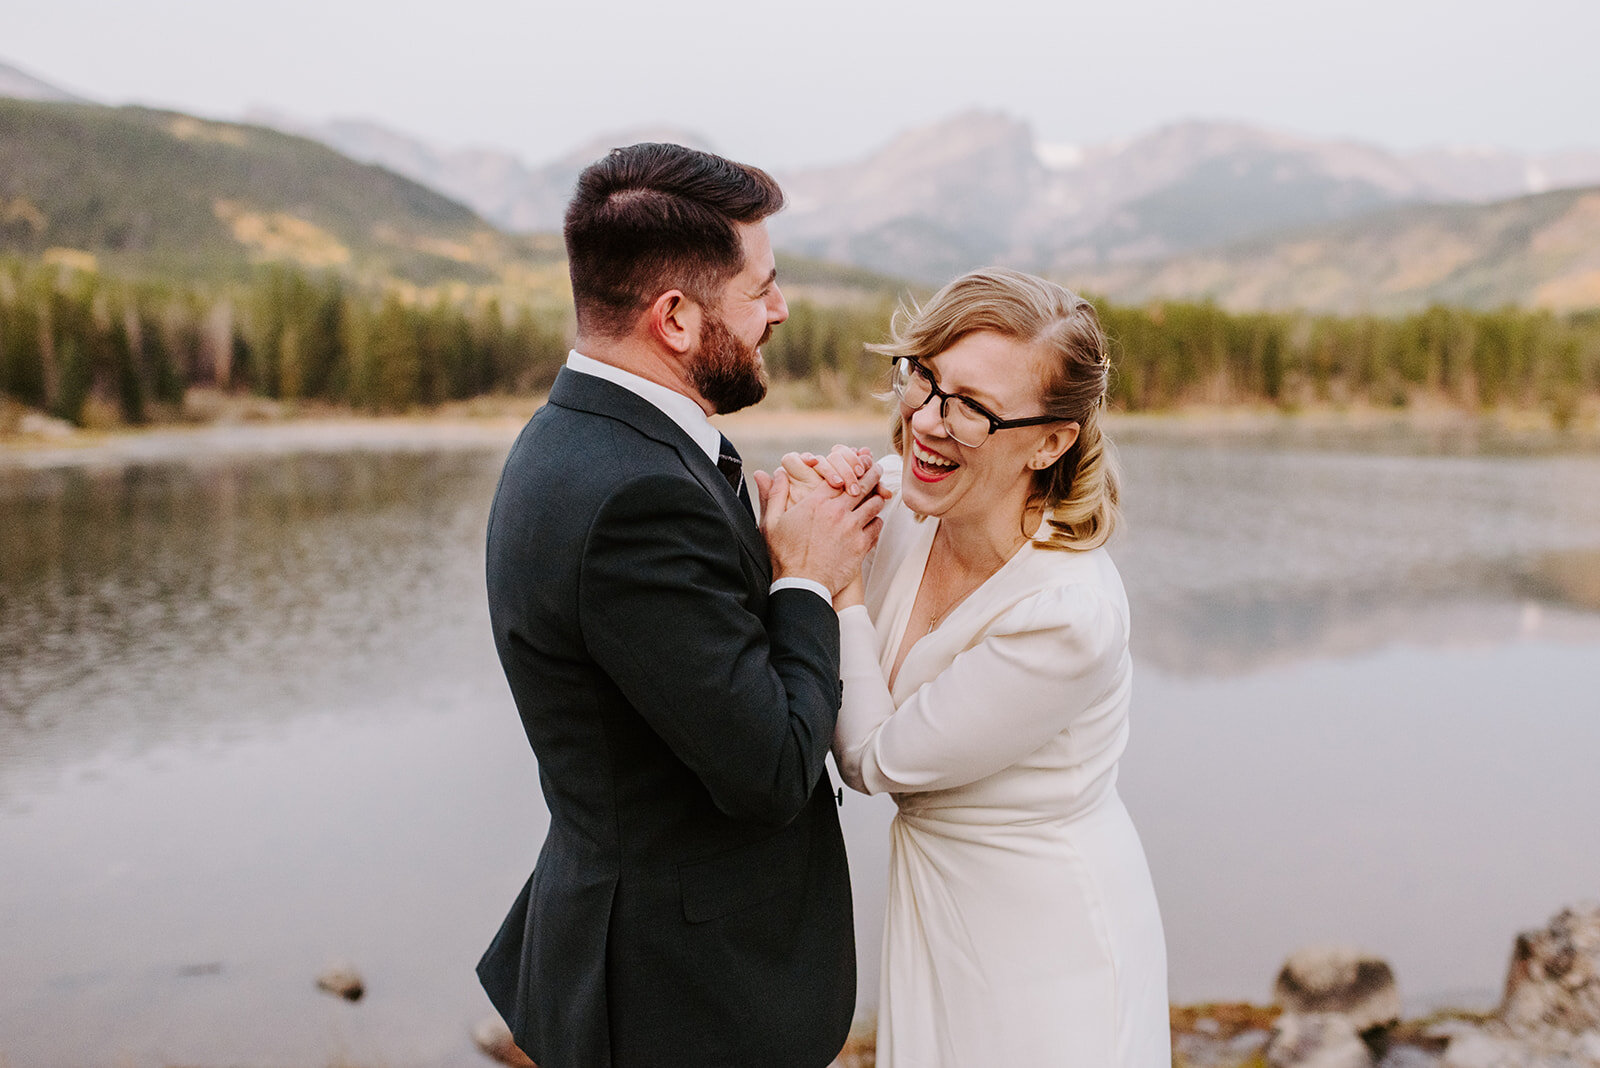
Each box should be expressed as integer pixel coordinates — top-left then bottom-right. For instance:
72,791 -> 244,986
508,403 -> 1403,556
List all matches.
768,268 -> 1169,1066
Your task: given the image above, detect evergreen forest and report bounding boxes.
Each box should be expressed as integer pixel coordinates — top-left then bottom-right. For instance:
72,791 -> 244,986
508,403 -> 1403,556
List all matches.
3,257 -> 1596,429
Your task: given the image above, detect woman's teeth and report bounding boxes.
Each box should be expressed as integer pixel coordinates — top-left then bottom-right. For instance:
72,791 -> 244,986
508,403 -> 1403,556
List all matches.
913,441 -> 957,469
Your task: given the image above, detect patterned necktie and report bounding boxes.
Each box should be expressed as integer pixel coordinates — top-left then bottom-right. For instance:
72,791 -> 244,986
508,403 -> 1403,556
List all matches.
717,433 -> 753,513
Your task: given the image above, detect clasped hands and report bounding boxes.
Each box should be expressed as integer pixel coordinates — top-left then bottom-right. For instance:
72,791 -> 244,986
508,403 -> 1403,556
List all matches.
754,445 -> 893,610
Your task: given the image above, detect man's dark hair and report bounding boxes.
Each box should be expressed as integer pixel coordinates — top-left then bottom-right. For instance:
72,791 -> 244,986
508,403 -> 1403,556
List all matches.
563,143 -> 785,338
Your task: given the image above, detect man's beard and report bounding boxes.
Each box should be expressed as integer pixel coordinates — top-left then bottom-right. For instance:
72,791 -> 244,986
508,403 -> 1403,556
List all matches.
689,311 -> 769,415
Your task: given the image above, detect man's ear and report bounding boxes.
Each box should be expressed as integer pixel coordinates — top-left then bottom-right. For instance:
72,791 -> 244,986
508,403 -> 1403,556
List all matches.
1031,422 -> 1080,470
648,290 -> 700,354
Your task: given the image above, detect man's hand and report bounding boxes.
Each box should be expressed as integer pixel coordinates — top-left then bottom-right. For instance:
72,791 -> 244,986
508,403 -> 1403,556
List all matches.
762,466 -> 886,596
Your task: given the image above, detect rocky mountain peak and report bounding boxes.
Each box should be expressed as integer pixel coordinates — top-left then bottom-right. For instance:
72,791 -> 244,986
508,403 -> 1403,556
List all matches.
0,60 -> 88,104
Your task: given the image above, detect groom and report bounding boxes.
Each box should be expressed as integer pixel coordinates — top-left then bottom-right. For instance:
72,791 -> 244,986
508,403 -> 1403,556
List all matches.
478,143 -> 882,1067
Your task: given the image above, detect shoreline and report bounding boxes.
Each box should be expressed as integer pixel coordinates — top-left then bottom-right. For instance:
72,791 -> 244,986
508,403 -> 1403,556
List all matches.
3,394 -> 1599,470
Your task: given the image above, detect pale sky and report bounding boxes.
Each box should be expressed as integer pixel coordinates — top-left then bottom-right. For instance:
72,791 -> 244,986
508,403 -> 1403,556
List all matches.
5,0 -> 1596,168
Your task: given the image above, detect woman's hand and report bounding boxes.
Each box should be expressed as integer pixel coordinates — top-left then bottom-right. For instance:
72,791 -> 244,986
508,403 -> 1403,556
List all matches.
761,450 -> 837,511
754,444 -> 891,521
797,445 -> 892,500
805,445 -> 873,495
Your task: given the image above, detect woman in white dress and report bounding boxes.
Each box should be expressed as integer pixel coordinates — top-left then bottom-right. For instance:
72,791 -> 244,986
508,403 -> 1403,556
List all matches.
779,268 -> 1169,1066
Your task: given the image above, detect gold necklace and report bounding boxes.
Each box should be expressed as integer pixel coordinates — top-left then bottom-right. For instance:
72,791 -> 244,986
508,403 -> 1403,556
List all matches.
922,529 -> 1029,634
923,565 -> 999,634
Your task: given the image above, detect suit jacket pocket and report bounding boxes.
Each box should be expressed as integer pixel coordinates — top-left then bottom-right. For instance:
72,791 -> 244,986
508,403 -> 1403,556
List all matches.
678,819 -> 810,924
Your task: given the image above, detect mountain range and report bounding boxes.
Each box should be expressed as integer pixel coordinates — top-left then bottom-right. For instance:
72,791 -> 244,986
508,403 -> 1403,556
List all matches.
245,107 -> 716,235
253,105 -> 1600,311
777,113 -> 1600,278
5,58 -> 1600,313
1078,184 -> 1600,315
0,94 -> 880,306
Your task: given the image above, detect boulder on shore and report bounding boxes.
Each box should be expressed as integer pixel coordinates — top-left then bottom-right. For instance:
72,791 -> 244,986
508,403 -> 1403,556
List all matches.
1500,903 -> 1600,1035
1266,1011 -> 1374,1068
1435,903 -> 1600,1068
1275,945 -> 1402,1035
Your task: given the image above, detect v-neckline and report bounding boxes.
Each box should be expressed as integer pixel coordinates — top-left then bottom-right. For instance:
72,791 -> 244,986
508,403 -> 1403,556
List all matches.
884,518 -> 939,691
884,517 -> 1030,693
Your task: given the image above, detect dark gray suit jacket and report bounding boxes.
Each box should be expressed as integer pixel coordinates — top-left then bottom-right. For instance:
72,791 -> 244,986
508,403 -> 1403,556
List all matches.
478,367 -> 855,1067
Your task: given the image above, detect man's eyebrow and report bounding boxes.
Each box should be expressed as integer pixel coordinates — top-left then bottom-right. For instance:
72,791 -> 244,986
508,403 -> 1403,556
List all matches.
756,267 -> 777,290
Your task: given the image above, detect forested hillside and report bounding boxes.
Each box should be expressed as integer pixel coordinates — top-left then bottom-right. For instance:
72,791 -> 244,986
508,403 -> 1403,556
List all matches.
0,98 -> 561,287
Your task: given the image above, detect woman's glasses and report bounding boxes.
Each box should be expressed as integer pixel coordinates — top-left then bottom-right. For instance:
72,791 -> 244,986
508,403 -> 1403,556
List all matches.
889,356 -> 1064,448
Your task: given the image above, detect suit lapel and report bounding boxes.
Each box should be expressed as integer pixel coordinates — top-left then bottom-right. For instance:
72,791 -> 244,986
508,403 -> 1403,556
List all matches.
549,368 -> 771,581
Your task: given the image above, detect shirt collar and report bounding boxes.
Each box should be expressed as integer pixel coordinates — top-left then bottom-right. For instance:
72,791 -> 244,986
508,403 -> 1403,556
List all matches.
565,350 -> 722,465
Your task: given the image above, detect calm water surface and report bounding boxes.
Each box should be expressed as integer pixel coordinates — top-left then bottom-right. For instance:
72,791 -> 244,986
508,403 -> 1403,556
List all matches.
2,425 -> 1598,1067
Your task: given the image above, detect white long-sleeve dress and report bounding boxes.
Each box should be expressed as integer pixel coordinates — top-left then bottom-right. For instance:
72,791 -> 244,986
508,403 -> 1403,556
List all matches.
833,459 -> 1170,1067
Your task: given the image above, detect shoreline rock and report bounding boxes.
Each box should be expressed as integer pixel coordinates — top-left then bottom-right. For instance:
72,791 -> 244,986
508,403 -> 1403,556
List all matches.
1176,904 -> 1600,1068
314,962 -> 364,1002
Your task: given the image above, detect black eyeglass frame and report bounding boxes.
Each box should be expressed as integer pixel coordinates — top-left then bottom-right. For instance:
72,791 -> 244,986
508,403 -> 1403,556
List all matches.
890,356 -> 1068,446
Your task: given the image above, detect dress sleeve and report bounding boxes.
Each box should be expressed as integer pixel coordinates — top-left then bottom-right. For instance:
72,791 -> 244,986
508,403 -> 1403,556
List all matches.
832,582 -> 1126,795
878,452 -> 904,494
859,454 -> 903,590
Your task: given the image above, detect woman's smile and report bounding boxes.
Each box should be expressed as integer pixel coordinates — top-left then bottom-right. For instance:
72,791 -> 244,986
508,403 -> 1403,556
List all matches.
909,435 -> 960,482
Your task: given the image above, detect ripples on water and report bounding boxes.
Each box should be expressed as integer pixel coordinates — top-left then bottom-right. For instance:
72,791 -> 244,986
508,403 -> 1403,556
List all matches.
1,429 -> 1598,1066
2,453 -> 499,797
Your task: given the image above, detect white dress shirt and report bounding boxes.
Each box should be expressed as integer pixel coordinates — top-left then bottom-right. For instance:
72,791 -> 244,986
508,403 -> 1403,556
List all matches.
564,351 -> 829,603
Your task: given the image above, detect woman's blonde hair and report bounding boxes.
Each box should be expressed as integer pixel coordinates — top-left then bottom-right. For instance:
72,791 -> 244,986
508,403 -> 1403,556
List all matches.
871,267 -> 1120,552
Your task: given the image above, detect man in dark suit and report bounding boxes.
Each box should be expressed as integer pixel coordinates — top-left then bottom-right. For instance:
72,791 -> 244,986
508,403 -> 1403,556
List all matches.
478,143 -> 884,1068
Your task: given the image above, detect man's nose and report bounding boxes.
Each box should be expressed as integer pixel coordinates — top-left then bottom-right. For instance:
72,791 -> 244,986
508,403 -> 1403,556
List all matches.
768,284 -> 789,324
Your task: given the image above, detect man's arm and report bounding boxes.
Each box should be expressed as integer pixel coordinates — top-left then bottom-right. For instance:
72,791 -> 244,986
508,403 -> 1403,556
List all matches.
577,472 -> 853,827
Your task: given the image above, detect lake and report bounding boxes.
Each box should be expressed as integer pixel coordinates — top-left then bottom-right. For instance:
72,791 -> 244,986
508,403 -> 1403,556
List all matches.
2,419 -> 1598,1067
